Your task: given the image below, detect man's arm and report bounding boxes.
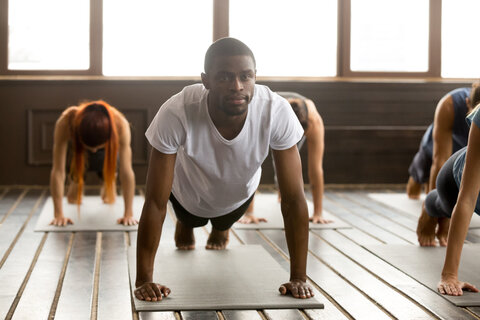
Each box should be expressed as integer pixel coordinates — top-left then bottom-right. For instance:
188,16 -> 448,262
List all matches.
49,110 -> 73,226
117,116 -> 137,225
304,100 -> 329,223
272,145 -> 313,299
135,148 -> 176,301
429,96 -> 455,192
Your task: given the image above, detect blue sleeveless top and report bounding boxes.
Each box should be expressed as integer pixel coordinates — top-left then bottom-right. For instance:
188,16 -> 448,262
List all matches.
453,107 -> 480,213
420,87 -> 471,157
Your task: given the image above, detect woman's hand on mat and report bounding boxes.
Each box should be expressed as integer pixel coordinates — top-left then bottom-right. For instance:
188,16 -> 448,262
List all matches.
437,276 -> 479,296
117,215 -> 138,226
135,282 -> 171,301
309,214 -> 333,224
279,280 -> 314,299
49,216 -> 73,226
238,214 -> 267,224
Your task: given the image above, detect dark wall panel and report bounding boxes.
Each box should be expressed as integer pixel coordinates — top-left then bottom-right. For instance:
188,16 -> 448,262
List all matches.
0,79 -> 470,185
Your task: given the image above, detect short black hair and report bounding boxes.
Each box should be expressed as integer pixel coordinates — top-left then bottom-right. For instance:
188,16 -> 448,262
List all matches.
204,37 -> 256,73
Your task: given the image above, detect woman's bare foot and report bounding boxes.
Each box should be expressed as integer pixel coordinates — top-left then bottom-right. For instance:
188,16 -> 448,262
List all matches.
174,220 -> 195,250
407,176 -> 422,199
416,204 -> 438,246
436,217 -> 450,247
206,228 -> 229,250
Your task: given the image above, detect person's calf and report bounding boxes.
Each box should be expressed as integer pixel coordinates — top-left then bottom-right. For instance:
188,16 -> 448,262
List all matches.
436,217 -> 450,247
206,227 -> 229,250
174,220 -> 195,250
407,176 -> 422,200
416,204 -> 438,246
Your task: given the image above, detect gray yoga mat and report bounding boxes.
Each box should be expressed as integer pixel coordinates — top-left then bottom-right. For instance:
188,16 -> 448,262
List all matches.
365,244 -> 480,306
34,196 -> 143,231
368,193 -> 480,228
233,194 -> 350,230
128,245 -> 324,311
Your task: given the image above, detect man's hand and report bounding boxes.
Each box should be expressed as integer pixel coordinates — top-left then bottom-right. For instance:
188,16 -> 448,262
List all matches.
309,215 -> 333,224
50,216 -> 73,226
438,276 -> 478,296
279,280 -> 314,299
117,215 -> 138,226
238,214 -> 267,224
134,282 -> 171,301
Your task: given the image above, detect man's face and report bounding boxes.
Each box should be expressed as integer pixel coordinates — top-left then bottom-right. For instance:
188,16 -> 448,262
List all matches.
202,55 -> 256,117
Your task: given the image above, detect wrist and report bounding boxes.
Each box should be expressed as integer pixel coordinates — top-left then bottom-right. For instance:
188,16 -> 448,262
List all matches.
441,271 -> 458,280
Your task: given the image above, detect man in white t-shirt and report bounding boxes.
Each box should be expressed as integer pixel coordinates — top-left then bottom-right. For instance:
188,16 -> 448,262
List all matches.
135,37 -> 313,301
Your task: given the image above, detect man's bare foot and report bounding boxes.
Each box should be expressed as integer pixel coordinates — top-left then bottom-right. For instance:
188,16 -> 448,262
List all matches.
206,228 -> 229,250
175,220 -> 195,250
416,204 -> 438,246
436,217 -> 450,247
407,176 -> 422,200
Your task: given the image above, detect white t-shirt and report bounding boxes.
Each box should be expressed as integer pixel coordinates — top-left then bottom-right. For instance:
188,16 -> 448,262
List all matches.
145,83 -> 303,218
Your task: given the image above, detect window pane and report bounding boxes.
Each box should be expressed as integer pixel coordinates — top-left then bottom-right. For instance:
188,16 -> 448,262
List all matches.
350,0 -> 429,72
230,0 -> 337,77
442,0 -> 480,78
8,0 -> 89,70
103,0 -> 213,76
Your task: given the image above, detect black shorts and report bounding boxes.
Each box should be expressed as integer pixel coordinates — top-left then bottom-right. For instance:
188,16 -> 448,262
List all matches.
169,193 -> 254,231
67,148 -> 106,180
408,147 -> 432,184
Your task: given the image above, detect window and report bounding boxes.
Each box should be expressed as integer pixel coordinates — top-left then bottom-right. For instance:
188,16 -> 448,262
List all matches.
441,0 -> 480,78
1,0 -> 477,79
350,0 -> 429,72
103,0 -> 213,76
8,0 -> 89,70
229,0 -> 337,77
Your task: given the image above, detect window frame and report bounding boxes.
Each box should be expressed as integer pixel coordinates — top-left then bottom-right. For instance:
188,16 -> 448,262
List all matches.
0,0 -> 450,79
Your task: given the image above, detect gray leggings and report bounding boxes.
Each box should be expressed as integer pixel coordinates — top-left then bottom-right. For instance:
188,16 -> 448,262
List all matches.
424,149 -> 463,218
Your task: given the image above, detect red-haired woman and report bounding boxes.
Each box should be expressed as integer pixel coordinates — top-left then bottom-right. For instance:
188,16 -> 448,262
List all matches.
49,100 -> 137,226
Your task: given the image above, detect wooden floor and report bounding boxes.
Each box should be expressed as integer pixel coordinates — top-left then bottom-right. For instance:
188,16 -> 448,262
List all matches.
2,185 -> 480,320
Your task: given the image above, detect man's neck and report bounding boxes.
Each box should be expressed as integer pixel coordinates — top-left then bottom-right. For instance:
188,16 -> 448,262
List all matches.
208,103 -> 248,141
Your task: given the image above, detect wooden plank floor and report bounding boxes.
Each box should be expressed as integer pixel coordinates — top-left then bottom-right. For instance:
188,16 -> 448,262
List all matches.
1,185 -> 480,320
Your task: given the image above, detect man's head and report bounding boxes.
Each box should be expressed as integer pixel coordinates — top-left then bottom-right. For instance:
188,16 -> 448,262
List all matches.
203,37 -> 256,74
201,38 -> 256,117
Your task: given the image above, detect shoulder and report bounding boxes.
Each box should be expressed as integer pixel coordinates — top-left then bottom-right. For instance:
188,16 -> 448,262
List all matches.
306,99 -> 323,124
436,93 -> 455,118
112,109 -> 131,139
252,85 -> 289,108
56,106 -> 78,129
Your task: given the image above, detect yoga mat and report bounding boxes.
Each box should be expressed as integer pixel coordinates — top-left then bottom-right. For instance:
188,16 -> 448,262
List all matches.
233,194 -> 350,230
128,245 -> 324,311
365,244 -> 480,306
368,193 -> 480,228
34,196 -> 143,231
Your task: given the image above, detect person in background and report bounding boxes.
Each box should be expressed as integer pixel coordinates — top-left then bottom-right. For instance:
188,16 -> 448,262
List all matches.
423,103 -> 480,295
239,92 -> 330,224
49,100 -> 137,226
413,83 -> 480,246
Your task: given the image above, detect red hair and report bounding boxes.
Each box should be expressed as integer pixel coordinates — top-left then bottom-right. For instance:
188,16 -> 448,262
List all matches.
70,100 -> 119,205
